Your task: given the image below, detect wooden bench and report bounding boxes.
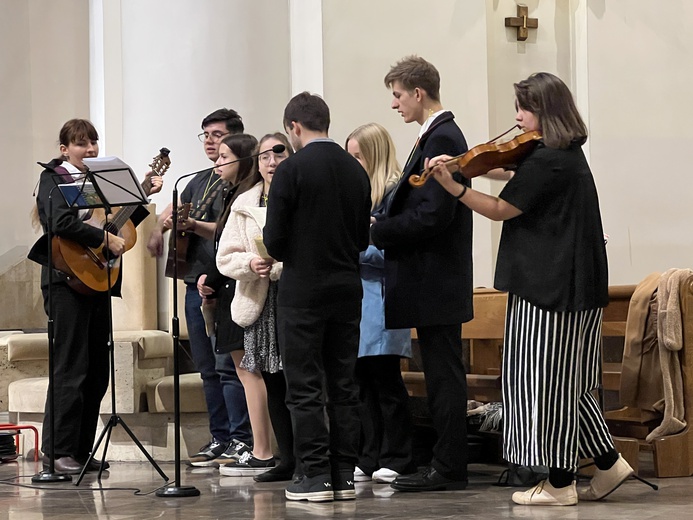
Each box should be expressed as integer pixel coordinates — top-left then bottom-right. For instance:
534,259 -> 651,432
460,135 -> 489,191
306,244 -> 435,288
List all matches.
401,288 -> 506,403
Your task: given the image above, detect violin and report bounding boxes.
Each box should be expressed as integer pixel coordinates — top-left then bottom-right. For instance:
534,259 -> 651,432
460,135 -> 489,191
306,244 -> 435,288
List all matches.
409,126 -> 542,187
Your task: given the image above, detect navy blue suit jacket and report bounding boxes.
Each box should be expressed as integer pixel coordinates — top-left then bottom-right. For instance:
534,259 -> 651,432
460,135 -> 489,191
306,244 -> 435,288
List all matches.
371,112 -> 473,328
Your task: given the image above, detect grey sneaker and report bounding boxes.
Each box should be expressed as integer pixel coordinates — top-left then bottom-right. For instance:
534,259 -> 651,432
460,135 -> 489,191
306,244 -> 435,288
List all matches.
216,439 -> 252,466
187,439 -> 229,467
285,473 -> 334,502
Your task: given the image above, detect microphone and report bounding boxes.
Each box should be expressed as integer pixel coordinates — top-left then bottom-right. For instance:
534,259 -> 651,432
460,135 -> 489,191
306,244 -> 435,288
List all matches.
174,144 -> 287,190
214,144 -> 286,169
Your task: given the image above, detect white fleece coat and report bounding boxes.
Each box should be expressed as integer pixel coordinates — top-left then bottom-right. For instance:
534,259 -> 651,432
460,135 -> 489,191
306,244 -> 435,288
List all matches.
216,183 -> 282,327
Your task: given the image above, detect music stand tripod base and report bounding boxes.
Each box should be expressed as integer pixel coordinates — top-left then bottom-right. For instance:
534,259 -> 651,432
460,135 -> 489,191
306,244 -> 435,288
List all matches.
156,485 -> 201,497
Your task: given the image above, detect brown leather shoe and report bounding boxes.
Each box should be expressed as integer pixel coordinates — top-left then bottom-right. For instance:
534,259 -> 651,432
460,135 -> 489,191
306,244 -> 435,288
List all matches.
42,456 -> 84,475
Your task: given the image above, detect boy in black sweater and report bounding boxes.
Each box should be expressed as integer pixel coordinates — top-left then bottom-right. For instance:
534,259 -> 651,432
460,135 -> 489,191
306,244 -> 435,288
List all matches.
264,92 -> 371,502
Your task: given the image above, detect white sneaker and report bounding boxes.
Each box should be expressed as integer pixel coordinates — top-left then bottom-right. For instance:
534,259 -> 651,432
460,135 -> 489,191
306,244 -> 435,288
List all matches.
372,468 -> 399,483
512,480 -> 578,506
578,454 -> 634,501
353,466 -> 371,482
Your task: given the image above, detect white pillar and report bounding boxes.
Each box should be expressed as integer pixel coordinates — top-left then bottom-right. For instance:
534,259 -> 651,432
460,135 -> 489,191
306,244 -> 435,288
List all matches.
288,0 -> 324,95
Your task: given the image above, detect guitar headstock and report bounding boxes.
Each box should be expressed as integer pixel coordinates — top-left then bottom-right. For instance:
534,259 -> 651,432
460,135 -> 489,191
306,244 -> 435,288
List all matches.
150,147 -> 171,176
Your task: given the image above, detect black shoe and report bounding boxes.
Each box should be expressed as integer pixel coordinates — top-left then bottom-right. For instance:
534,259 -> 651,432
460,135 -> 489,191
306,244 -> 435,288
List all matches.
187,438 -> 229,467
285,473 -> 334,502
254,464 -> 295,482
83,457 -> 110,472
42,456 -> 84,475
331,468 -> 355,500
391,465 -> 467,492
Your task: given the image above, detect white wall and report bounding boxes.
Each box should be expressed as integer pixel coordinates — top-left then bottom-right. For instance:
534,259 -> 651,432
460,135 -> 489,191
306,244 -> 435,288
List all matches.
3,0 -> 692,312
484,0 -> 574,278
110,0 -> 291,210
321,0 -> 494,286
0,0 -> 90,255
585,0 -> 693,283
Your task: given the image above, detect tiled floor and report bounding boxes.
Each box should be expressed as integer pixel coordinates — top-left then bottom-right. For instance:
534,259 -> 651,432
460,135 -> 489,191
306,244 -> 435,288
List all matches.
0,455 -> 688,519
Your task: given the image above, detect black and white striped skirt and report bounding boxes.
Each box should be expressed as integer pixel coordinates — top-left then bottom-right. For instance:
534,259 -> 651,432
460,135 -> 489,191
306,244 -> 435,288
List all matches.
502,294 -> 615,471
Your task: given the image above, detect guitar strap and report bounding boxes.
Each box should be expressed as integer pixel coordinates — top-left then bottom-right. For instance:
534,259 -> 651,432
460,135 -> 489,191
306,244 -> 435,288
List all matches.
188,177 -> 227,221
53,165 -> 74,182
165,176 -> 226,280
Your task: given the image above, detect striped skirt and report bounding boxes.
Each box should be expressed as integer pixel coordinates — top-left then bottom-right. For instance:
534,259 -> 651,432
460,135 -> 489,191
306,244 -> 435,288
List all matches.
502,294 -> 615,471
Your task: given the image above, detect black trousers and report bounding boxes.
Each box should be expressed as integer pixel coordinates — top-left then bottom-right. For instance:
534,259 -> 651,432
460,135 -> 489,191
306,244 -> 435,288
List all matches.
416,323 -> 468,480
262,370 -> 295,471
277,300 -> 361,477
41,283 -> 110,459
355,355 -> 415,474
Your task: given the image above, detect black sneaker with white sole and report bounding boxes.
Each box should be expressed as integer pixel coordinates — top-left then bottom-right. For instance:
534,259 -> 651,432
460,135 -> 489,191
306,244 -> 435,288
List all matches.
187,438 -> 229,467
219,451 -> 275,476
332,468 -> 356,500
285,473 -> 334,502
216,439 -> 252,466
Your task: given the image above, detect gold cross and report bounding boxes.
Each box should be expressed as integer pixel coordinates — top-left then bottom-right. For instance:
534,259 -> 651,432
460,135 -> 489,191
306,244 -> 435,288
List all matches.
504,5 -> 538,42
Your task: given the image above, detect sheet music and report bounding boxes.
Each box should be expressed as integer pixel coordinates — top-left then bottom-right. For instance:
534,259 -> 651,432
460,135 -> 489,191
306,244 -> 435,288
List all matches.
82,156 -> 148,204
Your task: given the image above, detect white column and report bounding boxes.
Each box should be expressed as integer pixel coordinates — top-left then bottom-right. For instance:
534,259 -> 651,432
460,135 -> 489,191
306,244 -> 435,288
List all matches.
89,0 -> 124,156
288,0 -> 324,95
570,0 -> 590,160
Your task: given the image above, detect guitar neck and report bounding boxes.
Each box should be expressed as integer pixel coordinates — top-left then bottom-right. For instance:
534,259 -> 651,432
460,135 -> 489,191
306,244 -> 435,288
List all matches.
108,203 -> 139,233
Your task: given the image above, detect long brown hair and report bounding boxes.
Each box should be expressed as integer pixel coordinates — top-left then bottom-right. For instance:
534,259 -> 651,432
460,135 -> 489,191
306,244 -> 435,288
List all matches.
514,72 -> 587,149
215,133 -> 258,234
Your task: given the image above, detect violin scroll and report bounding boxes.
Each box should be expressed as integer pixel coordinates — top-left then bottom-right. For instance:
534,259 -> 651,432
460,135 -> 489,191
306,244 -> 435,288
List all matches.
409,171 -> 430,187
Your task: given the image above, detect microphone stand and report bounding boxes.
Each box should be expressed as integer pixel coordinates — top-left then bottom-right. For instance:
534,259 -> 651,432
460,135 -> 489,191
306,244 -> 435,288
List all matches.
156,168 -> 204,498
32,186 -> 71,483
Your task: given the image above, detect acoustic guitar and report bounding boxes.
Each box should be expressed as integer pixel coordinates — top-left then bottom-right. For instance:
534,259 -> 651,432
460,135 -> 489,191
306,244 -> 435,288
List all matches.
164,202 -> 192,279
52,148 -> 171,294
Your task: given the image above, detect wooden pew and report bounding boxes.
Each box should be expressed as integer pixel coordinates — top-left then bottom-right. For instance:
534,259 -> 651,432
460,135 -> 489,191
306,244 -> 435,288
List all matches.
401,288 -> 506,403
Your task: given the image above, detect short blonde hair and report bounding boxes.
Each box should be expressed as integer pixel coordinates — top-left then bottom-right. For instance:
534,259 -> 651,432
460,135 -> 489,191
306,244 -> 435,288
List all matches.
346,123 -> 401,210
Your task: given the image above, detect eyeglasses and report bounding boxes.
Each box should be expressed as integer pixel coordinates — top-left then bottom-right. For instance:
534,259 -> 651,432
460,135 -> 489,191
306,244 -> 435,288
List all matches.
198,131 -> 229,143
259,152 -> 289,164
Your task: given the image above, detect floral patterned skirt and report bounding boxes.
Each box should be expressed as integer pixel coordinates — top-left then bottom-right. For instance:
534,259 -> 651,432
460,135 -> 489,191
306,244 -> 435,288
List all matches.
241,281 -> 281,373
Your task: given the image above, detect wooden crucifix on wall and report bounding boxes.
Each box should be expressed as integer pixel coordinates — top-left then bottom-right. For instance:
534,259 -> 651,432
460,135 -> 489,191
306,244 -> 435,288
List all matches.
505,4 -> 538,42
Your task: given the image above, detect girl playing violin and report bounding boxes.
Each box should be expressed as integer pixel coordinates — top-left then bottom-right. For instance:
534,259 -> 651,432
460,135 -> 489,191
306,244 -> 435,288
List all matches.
429,72 -> 632,506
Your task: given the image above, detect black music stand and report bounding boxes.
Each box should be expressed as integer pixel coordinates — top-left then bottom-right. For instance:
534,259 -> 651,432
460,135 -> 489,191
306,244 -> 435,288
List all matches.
46,157 -> 169,486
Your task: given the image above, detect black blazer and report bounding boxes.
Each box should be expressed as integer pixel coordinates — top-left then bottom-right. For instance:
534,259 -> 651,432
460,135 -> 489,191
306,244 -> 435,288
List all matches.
371,112 -> 473,328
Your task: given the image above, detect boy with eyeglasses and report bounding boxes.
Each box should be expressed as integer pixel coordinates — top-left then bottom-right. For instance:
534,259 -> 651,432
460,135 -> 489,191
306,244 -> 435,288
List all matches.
147,108 -> 252,467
